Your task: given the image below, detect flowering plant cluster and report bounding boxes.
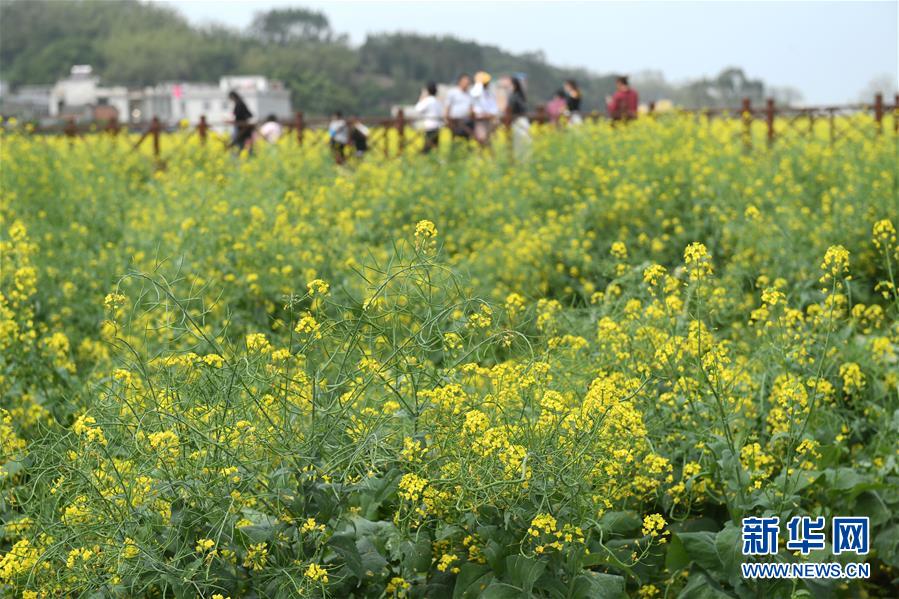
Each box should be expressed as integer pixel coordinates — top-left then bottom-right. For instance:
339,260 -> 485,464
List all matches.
0,114 -> 897,597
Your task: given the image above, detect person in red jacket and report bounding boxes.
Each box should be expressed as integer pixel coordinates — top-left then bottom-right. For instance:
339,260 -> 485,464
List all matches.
607,76 -> 639,121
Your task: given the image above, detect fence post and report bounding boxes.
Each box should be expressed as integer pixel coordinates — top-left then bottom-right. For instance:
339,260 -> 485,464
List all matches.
64,117 -> 77,139
874,93 -> 883,134
766,98 -> 775,146
648,101 -> 656,115
106,116 -> 120,136
150,116 -> 161,159
503,105 -> 513,159
894,94 -> 899,136
741,97 -> 752,151
396,108 -> 406,156
829,108 -> 835,145
295,111 -> 304,146
198,115 -> 208,144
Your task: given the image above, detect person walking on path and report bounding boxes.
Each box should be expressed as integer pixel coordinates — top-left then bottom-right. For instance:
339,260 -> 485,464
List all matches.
228,90 -> 254,152
415,81 -> 443,154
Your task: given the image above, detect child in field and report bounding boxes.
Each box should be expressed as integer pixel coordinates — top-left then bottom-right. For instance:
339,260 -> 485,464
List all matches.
258,114 -> 282,143
349,117 -> 369,158
547,89 -> 567,124
328,111 -> 349,164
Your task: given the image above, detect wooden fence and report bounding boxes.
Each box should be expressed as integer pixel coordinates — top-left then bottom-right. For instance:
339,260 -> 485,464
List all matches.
13,93 -> 899,162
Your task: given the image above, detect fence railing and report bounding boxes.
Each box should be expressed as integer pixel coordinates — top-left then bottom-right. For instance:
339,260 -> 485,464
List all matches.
10,93 -> 899,163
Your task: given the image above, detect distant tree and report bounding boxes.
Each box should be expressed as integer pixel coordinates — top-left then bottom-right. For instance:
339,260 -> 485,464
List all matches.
239,42 -> 360,114
631,70 -> 676,103
357,33 -> 618,112
0,0 -> 193,84
4,37 -> 101,85
248,8 -> 334,44
770,86 -> 803,106
361,34 -> 486,84
677,68 -> 766,108
857,74 -> 898,102
712,68 -> 764,105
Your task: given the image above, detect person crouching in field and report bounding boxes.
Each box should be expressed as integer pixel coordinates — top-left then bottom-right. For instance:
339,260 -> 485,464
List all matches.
415,81 -> 443,154
349,117 -> 369,158
607,75 -> 639,121
228,90 -> 254,153
258,114 -> 282,144
328,111 -> 349,164
547,89 -> 567,126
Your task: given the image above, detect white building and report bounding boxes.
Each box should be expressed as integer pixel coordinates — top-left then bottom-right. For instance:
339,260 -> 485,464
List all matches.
0,83 -> 53,120
49,65 -> 129,119
138,82 -> 232,126
139,76 -> 291,130
47,65 -> 291,127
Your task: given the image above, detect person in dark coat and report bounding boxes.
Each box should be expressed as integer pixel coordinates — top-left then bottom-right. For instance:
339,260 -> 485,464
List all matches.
229,90 -> 254,152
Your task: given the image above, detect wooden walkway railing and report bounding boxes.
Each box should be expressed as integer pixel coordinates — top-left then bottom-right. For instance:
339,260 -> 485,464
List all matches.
9,93 -> 898,163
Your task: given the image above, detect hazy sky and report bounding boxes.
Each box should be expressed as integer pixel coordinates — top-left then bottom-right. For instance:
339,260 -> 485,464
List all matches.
152,1 -> 898,104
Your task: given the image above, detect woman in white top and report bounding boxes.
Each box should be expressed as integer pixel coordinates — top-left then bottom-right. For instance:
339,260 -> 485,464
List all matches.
415,81 -> 443,154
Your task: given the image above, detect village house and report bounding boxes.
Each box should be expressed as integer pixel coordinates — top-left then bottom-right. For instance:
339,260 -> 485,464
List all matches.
44,65 -> 291,129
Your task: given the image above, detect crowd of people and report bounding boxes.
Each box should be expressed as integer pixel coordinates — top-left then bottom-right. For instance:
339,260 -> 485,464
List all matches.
419,71 -> 525,152
409,73 -> 639,153
326,112 -> 369,164
227,91 -> 285,155
225,73 -> 640,159
228,90 -> 370,162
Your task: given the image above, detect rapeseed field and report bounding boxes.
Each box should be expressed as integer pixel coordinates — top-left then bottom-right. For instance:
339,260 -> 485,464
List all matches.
1,114 -> 897,597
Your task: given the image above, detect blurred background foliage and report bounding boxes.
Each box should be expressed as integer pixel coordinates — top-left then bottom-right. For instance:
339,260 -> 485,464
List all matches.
0,0 -> 797,115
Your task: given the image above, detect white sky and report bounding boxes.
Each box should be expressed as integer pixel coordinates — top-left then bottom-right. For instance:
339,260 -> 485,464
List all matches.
151,0 -> 899,104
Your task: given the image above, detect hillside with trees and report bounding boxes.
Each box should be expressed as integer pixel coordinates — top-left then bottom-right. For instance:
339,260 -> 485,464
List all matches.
0,0 -> 793,115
